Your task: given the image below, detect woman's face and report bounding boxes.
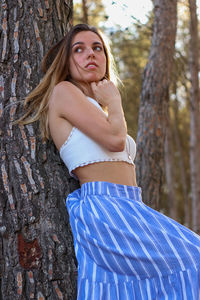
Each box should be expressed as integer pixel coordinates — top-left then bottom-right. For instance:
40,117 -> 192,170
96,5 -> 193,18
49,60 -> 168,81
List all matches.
69,31 -> 107,84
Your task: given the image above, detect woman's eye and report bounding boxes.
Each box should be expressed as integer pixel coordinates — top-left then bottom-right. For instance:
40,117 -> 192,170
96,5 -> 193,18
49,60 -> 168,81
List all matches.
74,47 -> 82,53
94,46 -> 102,51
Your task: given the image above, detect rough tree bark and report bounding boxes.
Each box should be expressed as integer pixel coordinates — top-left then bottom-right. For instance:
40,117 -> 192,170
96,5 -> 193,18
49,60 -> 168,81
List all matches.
0,1 -> 79,299
188,0 -> 200,233
136,0 -> 177,209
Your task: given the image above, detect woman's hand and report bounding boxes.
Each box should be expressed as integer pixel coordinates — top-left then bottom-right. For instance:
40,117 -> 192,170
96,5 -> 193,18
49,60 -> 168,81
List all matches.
90,79 -> 121,107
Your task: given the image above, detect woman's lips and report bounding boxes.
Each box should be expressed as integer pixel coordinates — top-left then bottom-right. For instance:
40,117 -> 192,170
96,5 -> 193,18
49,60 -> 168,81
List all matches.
85,62 -> 98,69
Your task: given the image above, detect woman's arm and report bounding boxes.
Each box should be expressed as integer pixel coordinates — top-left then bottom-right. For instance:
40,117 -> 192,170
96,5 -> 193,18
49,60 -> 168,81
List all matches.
48,81 -> 127,152
91,80 -> 127,149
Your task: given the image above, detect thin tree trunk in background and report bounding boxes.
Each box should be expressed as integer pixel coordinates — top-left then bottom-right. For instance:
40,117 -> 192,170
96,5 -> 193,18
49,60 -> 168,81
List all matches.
0,1 -> 78,299
136,0 -> 177,209
173,98 -> 190,227
164,122 -> 177,220
82,0 -> 89,24
188,0 -> 200,233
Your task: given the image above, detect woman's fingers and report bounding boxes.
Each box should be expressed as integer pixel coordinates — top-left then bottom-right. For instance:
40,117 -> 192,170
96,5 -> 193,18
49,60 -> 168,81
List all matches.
90,80 -> 121,107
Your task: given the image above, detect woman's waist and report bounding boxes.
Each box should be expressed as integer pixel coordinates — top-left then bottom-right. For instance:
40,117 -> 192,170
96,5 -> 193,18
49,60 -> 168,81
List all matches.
78,181 -> 142,202
73,161 -> 137,186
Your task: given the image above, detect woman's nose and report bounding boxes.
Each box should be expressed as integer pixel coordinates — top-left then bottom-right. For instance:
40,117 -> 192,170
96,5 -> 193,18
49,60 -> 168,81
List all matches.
87,47 -> 95,57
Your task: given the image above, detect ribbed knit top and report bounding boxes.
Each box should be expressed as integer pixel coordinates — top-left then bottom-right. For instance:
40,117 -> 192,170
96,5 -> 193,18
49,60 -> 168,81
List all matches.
60,97 -> 136,179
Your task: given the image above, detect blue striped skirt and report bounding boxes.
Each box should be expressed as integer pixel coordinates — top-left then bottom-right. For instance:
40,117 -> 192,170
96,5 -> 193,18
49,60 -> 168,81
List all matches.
66,181 -> 200,299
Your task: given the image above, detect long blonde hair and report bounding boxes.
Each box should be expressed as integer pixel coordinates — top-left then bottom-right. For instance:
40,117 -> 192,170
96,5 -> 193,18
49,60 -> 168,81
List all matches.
17,24 -> 119,140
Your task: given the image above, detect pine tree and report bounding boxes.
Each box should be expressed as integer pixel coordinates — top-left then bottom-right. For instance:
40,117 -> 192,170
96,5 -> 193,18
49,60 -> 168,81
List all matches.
0,1 -> 78,298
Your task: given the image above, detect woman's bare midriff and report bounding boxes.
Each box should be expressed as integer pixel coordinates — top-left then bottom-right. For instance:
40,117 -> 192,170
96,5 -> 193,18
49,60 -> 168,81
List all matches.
73,161 -> 137,186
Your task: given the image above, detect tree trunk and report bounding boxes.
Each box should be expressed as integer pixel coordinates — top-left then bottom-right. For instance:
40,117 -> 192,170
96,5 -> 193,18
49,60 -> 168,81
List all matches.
136,0 -> 177,209
82,0 -> 88,24
188,0 -> 200,233
0,1 -> 79,299
173,98 -> 190,227
164,121 -> 177,220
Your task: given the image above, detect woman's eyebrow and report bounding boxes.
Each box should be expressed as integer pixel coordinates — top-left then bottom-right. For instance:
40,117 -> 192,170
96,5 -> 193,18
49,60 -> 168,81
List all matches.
92,42 -> 102,45
71,41 -> 103,48
72,41 -> 84,48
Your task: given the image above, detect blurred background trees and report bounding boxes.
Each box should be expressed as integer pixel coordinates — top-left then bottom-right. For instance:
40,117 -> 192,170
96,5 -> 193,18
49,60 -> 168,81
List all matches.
73,0 -> 200,232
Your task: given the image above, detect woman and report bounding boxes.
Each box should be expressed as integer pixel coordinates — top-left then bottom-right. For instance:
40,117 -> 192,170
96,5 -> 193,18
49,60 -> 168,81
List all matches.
18,24 -> 200,299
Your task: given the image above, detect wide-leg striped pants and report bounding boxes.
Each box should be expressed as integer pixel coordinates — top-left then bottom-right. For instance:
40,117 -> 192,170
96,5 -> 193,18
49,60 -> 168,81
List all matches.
66,181 -> 200,299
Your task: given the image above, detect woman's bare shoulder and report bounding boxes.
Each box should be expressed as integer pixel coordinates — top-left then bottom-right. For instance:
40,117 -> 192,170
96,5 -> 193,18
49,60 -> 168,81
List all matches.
49,81 -> 86,107
54,80 -> 76,90
54,81 -> 83,96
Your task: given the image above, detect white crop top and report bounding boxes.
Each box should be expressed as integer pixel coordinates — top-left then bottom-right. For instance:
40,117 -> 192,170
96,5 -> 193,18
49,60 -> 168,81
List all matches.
59,97 -> 136,180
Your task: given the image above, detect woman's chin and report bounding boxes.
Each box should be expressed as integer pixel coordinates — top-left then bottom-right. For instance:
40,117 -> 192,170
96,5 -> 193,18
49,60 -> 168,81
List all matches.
73,74 -> 106,85
84,73 -> 105,83
88,76 -> 104,83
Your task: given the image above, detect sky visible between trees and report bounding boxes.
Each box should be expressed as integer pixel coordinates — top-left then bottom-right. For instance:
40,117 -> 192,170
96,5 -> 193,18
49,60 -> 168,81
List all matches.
74,0 -> 153,27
